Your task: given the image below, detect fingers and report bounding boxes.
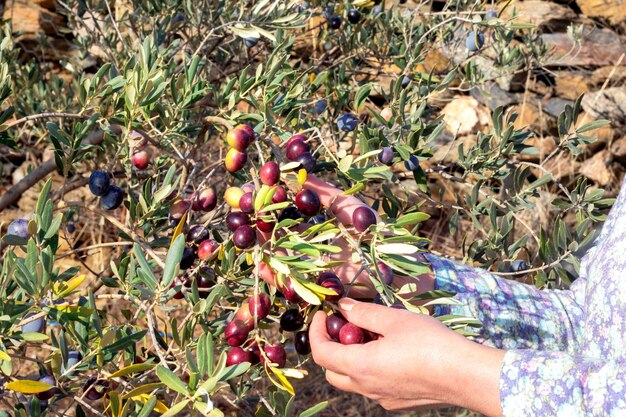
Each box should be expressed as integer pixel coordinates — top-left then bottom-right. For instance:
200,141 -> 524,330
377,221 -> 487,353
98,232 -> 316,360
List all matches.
309,311 -> 359,372
303,175 -> 381,227
338,298 -> 408,335
325,370 -> 356,393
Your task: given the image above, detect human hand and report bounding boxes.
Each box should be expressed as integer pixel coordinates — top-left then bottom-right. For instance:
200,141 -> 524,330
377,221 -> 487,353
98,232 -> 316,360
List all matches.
309,298 -> 504,415
258,174 -> 434,298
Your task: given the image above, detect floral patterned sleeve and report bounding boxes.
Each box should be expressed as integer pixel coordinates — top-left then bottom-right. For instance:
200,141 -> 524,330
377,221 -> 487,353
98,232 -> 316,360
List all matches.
425,252 -> 590,352
500,350 -> 626,415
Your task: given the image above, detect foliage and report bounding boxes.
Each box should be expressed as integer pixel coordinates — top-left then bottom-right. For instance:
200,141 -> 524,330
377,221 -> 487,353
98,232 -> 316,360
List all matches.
0,0 -> 612,416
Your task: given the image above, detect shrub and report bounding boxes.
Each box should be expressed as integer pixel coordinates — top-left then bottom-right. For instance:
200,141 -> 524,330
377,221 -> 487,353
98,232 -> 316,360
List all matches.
0,1 -> 611,416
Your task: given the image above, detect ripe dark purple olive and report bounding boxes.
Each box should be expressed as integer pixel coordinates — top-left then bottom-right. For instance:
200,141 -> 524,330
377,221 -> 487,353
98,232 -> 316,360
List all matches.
279,207 -> 302,222
294,331 -> 311,355
339,323 -> 364,345
295,189 -> 321,216
101,185 -> 124,210
286,138 -> 311,161
88,170 -> 111,196
169,199 -> 191,220
352,206 -> 377,232
226,347 -> 251,366
328,15 -> 342,29
509,260 -> 529,272
225,320 -> 251,346
232,225 -> 256,249
271,185 -> 287,204
263,344 -> 286,368
286,134 -> 308,147
377,262 -> 394,285
317,272 -> 344,301
326,312 -> 347,342
179,247 -> 196,270
295,151 -> 316,172
83,376 -> 109,401
260,161 -> 280,186
62,350 -> 82,376
280,309 -> 305,332
248,293 -> 271,320
404,155 -> 420,171
378,147 -> 394,165
239,192 -> 254,213
347,9 -> 361,24
197,239 -> 219,261
256,218 -> 275,233
187,225 -> 209,244
246,341 -> 262,365
280,277 -> 302,304
35,375 -> 57,401
196,268 -> 215,296
171,279 -> 184,299
22,313 -> 45,333
226,212 -> 251,232
192,188 -> 217,212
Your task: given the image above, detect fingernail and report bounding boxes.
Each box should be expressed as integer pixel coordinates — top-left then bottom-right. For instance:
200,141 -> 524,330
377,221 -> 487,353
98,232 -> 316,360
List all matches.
338,298 -> 356,311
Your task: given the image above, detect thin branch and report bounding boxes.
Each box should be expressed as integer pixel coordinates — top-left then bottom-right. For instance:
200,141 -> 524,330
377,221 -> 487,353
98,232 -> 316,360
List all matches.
6,112 -> 88,128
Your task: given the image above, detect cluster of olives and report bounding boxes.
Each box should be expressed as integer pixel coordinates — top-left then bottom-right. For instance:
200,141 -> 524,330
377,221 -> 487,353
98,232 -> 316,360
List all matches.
224,124 -> 256,173
214,130 -> 402,368
88,170 -> 125,210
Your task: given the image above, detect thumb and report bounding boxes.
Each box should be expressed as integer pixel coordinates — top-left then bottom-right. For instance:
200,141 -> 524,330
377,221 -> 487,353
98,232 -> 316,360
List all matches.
337,298 -> 406,335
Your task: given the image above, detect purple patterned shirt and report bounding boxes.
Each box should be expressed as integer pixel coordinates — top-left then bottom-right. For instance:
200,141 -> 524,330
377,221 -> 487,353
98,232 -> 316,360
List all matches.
428,176 -> 626,416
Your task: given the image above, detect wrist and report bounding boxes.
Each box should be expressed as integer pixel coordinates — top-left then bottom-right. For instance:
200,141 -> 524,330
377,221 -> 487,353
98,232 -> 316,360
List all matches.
448,342 -> 505,416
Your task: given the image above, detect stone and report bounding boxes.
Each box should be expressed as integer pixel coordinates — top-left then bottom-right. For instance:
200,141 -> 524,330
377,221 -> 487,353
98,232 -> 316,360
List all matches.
470,82 -> 519,111
542,28 -> 626,67
512,103 -> 554,135
555,71 -> 592,100
611,135 -> 626,161
575,112 -> 615,151
501,0 -> 576,31
580,150 -> 616,186
543,97 -> 575,118
440,96 -> 490,135
581,88 -> 626,125
576,0 -> 626,25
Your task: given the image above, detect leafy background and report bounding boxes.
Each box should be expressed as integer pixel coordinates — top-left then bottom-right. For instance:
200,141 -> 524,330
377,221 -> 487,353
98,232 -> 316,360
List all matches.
0,0 -> 624,416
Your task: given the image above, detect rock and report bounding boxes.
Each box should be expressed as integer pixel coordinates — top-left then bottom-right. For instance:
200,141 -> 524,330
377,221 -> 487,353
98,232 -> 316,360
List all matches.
3,0 -> 65,36
440,27 -> 527,91
576,0 -> 626,25
441,96 -> 490,135
542,28 -> 626,67
581,88 -> 626,125
541,155 -> 582,182
555,71 -> 592,100
512,103 -> 553,135
591,66 -> 626,86
543,97 -> 575,118
501,0 -> 577,31
523,136 -> 557,161
575,112 -> 615,151
611,135 -> 626,162
470,82 -> 519,110
580,150 -> 616,186
416,49 -> 451,75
